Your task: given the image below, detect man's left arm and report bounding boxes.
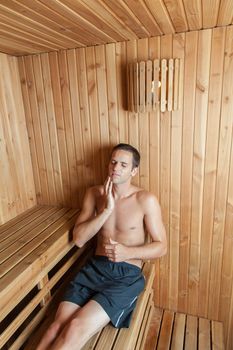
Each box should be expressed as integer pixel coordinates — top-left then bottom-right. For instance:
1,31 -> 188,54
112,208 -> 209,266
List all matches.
104,193 -> 167,262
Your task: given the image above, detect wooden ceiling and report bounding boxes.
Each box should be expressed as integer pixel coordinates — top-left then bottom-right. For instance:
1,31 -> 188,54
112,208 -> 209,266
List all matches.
0,0 -> 233,56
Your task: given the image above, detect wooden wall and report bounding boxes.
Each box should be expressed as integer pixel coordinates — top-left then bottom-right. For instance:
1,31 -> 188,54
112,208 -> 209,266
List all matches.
17,26 -> 233,348
0,53 -> 36,224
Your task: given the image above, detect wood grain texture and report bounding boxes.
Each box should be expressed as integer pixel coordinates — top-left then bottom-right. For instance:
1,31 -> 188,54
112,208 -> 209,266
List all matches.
0,1 -> 232,55
0,53 -> 36,224
1,25 -> 233,349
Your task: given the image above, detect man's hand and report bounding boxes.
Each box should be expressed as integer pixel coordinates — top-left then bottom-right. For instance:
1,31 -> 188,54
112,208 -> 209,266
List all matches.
104,177 -> 114,211
104,238 -> 130,262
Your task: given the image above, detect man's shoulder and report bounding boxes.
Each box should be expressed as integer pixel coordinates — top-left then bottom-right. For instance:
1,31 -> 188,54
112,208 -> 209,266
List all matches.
136,190 -> 159,208
136,189 -> 157,200
86,185 -> 104,197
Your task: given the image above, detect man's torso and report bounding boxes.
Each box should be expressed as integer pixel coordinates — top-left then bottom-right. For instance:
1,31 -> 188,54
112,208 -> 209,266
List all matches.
93,185 -> 147,267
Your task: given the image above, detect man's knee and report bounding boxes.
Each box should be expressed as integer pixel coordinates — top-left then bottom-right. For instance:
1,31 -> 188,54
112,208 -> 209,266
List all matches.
46,320 -> 61,339
61,318 -> 90,345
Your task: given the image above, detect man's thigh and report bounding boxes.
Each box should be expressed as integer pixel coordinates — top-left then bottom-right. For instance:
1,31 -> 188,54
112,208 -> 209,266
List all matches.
72,299 -> 110,331
55,301 -> 81,325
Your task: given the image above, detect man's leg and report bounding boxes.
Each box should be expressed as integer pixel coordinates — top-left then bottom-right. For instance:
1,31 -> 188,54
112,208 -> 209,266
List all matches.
50,300 -> 110,350
36,301 -> 80,350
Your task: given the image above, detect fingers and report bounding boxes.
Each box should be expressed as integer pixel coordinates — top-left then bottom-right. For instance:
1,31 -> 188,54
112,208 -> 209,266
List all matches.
104,176 -> 112,194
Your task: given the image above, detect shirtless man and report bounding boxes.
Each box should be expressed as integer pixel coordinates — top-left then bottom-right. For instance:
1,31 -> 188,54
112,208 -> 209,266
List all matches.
37,143 -> 167,350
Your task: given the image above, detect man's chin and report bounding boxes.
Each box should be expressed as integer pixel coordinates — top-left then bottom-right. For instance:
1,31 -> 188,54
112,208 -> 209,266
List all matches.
111,177 -> 121,184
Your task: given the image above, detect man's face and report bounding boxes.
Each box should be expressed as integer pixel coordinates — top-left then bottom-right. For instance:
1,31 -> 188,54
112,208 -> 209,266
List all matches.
108,149 -> 137,184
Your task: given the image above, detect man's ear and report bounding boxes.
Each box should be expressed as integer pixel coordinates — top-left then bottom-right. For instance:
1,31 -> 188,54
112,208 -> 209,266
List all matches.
131,167 -> 138,177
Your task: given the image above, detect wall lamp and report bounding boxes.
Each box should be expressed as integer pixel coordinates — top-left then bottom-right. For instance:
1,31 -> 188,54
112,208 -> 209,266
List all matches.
127,59 -> 181,113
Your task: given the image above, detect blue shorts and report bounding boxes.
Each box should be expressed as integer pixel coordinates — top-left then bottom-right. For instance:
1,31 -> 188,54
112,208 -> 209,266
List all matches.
62,255 -> 145,328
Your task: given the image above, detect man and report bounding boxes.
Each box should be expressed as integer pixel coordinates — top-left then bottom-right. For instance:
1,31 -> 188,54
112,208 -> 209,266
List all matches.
37,143 -> 167,350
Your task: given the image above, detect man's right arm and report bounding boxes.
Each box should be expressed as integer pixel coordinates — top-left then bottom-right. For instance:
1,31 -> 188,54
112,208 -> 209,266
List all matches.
73,179 -> 114,247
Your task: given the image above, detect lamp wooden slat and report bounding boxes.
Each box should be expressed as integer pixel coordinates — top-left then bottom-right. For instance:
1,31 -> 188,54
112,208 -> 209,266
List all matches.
153,59 -> 160,110
146,60 -> 152,111
133,62 -> 139,112
168,58 -> 174,111
160,59 -> 167,112
174,58 -> 179,110
139,61 -> 145,113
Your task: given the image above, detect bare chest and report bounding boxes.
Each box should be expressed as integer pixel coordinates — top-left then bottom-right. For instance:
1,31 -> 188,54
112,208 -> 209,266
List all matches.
97,196 -> 144,233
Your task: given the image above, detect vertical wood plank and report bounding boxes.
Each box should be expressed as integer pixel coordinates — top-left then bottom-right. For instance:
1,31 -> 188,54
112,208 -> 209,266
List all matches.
208,25 -> 233,321
169,33 -> 184,311
75,48 -> 93,189
95,45 -> 110,182
86,46 -> 102,185
32,54 -> 57,205
126,39 -> 139,186
178,31 -> 198,313
66,49 -> 85,206
220,95 -> 233,350
23,55 -> 50,205
149,36 -> 160,304
138,38 -> 149,191
106,43 -> 119,146
159,34 -> 172,309
40,53 -> 64,206
198,26 -> 225,317
188,29 -> 211,315
48,51 -> 71,206
116,41 -> 128,144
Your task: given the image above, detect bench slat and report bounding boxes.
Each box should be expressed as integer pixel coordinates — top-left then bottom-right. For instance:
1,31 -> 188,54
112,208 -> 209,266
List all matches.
0,208 -> 77,277
184,315 -> 198,349
199,318 -> 211,350
156,310 -> 174,350
0,205 -> 45,236
212,320 -> 225,350
0,207 -> 60,254
171,313 -> 186,349
143,306 -> 163,349
135,293 -> 154,350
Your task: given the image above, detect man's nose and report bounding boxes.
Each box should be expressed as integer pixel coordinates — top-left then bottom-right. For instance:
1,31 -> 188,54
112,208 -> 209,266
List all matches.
113,162 -> 120,170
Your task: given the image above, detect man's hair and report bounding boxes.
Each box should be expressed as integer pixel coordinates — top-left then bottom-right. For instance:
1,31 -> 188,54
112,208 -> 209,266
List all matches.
111,143 -> 140,169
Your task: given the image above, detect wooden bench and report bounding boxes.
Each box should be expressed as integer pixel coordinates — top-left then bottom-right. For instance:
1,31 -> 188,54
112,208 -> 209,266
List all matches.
144,307 -> 225,349
0,205 -> 93,350
0,204 -> 155,350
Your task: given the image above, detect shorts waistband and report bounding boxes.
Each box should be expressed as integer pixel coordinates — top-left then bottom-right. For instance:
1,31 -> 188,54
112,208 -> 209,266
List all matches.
93,255 -> 142,272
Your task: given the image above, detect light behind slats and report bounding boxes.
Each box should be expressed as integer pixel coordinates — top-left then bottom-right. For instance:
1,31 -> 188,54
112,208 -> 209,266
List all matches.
0,53 -> 36,224
16,26 -> 233,350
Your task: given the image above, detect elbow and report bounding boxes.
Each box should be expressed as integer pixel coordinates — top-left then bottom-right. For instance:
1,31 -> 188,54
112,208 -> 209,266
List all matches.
158,241 -> 167,257
73,233 -> 85,248
73,228 -> 85,248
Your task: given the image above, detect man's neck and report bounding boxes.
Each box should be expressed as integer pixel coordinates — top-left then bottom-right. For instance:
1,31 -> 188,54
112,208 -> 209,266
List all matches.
112,182 -> 132,200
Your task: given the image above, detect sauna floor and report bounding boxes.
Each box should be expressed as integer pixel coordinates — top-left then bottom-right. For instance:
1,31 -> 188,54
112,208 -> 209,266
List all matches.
143,307 -> 224,349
